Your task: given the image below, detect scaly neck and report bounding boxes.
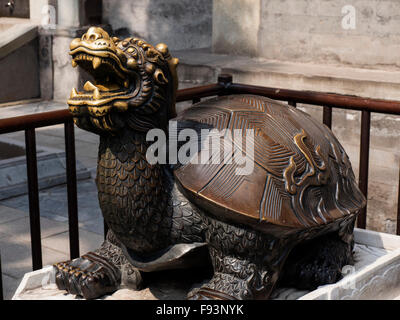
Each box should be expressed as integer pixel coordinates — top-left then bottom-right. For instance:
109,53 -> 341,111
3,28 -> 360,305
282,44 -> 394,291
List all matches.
96,128 -> 172,253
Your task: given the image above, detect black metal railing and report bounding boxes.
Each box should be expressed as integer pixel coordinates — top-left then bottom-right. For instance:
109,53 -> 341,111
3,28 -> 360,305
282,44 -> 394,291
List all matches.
0,254 -> 3,301
0,73 -> 400,300
0,110 -> 80,290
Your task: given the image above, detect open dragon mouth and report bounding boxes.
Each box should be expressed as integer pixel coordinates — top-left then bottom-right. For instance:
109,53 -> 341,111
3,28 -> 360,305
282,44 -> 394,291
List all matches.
67,49 -> 138,118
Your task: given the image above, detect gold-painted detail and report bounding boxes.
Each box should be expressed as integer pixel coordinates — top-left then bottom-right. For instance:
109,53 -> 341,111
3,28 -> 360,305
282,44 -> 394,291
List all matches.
114,101 -> 129,112
283,157 -> 297,194
284,129 -> 329,195
67,26 -> 179,131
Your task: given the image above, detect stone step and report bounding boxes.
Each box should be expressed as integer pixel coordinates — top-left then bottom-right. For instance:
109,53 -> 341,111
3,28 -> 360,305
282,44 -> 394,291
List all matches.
0,136 -> 90,200
173,48 -> 400,100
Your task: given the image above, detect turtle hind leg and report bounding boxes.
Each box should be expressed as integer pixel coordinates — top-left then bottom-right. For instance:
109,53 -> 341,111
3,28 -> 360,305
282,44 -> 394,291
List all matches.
54,230 -> 143,299
278,219 -> 356,290
187,247 -> 272,300
188,218 -> 291,300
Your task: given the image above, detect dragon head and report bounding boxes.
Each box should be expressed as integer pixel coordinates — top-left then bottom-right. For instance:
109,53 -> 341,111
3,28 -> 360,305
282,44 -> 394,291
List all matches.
67,27 -> 179,134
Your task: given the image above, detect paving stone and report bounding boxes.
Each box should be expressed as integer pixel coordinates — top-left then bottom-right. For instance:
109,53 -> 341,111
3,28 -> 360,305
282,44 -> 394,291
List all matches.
0,204 -> 28,224
0,230 -> 10,240
79,217 -> 104,236
0,101 -> 66,120
0,148 -> 90,200
0,216 -> 69,242
0,237 -> 69,279
39,210 -> 68,223
0,179 -> 102,223
0,194 -> 29,210
41,228 -> 104,256
2,273 -> 20,300
74,127 -> 99,144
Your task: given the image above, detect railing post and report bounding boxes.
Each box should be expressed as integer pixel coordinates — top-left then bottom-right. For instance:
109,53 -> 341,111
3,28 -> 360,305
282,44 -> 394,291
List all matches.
64,121 -> 80,259
397,159 -> 400,236
25,128 -> 43,270
288,101 -> 297,108
104,220 -> 109,240
323,106 -> 333,129
0,253 -> 3,300
217,74 -> 233,96
357,110 -> 371,229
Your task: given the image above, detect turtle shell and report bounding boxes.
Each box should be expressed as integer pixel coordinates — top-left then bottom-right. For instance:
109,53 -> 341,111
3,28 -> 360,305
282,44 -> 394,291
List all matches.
172,95 -> 366,230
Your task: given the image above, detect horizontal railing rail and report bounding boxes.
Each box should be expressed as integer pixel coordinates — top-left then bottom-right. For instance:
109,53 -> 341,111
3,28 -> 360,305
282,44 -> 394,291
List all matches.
0,73 -> 399,300
227,83 -> 400,115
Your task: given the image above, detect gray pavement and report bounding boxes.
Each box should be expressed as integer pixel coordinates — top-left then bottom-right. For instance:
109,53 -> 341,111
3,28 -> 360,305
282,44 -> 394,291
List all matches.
0,101 -> 104,299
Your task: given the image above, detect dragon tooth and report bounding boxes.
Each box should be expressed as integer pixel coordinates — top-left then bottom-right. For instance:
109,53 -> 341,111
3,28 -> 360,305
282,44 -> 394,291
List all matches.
83,81 -> 97,92
93,87 -> 102,100
70,88 -> 78,98
71,59 -> 78,68
92,57 -> 102,69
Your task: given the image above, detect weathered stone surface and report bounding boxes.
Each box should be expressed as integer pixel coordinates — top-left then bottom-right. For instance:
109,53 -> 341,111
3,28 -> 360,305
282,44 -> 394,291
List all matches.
213,0 -> 260,56
102,0 -> 212,51
57,0 -> 80,27
52,35 -> 80,102
213,0 -> 400,70
38,32 -> 53,100
0,37 -> 40,103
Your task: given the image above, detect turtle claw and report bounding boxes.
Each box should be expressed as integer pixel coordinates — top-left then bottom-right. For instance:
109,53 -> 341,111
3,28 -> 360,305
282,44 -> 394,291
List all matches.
53,252 -> 121,299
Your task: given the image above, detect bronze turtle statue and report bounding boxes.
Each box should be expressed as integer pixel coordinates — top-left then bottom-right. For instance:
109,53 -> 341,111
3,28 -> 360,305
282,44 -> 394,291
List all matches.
54,27 -> 366,300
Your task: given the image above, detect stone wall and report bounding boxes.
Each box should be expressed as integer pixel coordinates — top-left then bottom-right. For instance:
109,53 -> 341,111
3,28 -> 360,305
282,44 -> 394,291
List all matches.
102,0 -> 212,50
213,0 -> 400,70
0,38 -> 40,103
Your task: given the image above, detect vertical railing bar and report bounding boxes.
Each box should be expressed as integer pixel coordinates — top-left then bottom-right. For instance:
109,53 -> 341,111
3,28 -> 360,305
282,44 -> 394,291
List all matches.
0,253 -> 3,300
323,106 -> 333,129
64,121 -> 80,259
288,101 -> 297,108
357,110 -> 371,229
217,74 -> 233,96
104,220 -> 109,240
397,159 -> 400,235
25,128 -> 43,270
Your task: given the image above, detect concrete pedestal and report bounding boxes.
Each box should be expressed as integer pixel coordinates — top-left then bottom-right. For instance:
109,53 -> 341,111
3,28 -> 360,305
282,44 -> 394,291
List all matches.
12,228 -> 400,300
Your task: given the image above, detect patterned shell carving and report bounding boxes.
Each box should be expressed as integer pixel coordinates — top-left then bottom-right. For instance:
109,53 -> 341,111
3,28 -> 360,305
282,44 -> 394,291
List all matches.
173,95 -> 366,229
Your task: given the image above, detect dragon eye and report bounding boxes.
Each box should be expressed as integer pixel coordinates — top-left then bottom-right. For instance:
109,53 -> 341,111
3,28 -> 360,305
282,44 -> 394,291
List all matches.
127,47 -> 138,58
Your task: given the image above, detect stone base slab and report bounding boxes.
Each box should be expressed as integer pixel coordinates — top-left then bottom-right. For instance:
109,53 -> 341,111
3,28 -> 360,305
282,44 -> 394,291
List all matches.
12,228 -> 400,300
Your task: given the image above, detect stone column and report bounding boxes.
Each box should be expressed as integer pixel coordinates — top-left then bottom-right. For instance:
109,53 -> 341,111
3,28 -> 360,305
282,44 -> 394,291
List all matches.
29,0 -> 49,24
57,0 -> 80,27
51,0 -> 84,101
28,0 -> 55,100
212,0 -> 261,57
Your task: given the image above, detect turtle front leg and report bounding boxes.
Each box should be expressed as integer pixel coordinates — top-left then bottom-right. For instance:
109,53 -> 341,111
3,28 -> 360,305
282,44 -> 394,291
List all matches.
54,230 -> 143,299
188,218 -> 291,300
